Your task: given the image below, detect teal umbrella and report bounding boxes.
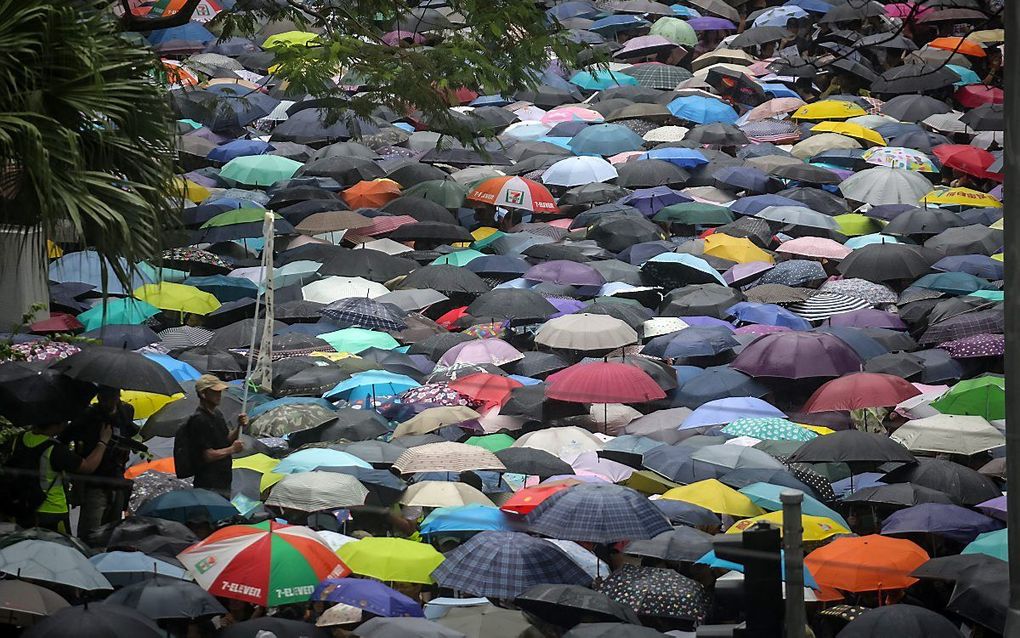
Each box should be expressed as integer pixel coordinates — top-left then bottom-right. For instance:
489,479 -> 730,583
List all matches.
432,250 -> 485,267
569,70 -> 639,91
720,417 -> 818,442
77,299 -> 160,331
220,155 -> 303,186
962,528 -> 1006,561
316,327 -> 400,353
738,482 -> 850,529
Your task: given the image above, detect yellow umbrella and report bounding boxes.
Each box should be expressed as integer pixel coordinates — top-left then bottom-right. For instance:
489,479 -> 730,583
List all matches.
471,226 -> 499,241
310,351 -> 360,362
703,234 -> 774,264
134,283 -> 221,315
47,240 -> 63,259
791,100 -> 867,122
810,122 -> 885,146
833,213 -> 882,237
174,177 -> 210,203
967,29 -> 1004,44
726,511 -> 849,541
233,453 -> 281,475
337,537 -> 445,584
262,31 -> 319,48
991,217 -> 1003,231
799,424 -> 835,436
624,470 -> 680,495
109,391 -> 183,419
921,188 -> 1003,208
992,253 -> 1004,262
662,479 -> 765,517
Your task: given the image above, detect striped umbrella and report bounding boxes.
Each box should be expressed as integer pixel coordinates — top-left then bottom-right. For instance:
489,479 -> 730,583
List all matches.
177,521 -> 349,606
156,326 -> 215,349
787,292 -> 873,321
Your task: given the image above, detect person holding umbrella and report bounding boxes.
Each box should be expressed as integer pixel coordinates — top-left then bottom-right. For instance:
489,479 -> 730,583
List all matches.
176,374 -> 247,497
62,386 -> 138,541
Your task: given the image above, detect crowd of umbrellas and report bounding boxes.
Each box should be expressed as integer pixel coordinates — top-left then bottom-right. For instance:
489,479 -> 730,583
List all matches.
0,0 -> 1011,636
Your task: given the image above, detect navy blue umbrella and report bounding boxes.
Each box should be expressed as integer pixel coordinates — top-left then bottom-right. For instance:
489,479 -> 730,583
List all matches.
881,503 -> 1003,543
643,327 -> 739,358
525,484 -> 672,543
713,166 -> 777,194
671,366 -> 769,408
135,489 -> 237,524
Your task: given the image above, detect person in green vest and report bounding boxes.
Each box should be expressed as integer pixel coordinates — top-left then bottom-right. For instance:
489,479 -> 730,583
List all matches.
18,420 -> 111,533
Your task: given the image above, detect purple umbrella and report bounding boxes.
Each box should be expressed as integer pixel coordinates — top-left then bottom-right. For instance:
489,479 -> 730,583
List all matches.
680,315 -> 736,330
734,324 -> 792,336
939,333 -> 1004,359
546,297 -> 587,316
977,495 -> 1006,522
731,331 -> 863,379
617,186 -> 691,216
826,309 -> 908,330
687,16 -> 737,30
881,503 -> 1003,543
723,261 -> 774,285
524,260 -> 606,287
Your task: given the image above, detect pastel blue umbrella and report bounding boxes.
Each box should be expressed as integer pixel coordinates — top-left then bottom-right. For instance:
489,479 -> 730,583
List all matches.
207,139 -> 274,163
962,528 -> 1007,561
752,5 -> 808,26
146,22 -> 215,47
783,0 -> 836,12
89,551 -> 188,587
640,148 -> 709,169
697,550 -> 819,589
727,301 -> 812,330
137,261 -> 188,284
49,250 -> 154,295
324,370 -> 420,402
947,64 -> 981,86
275,448 -> 373,474
568,124 -> 645,156
420,504 -> 510,538
760,83 -> 801,99
142,352 -> 202,382
508,374 -> 543,386
843,233 -> 901,249
667,95 -> 739,124
534,136 -> 574,149
670,5 -> 701,17
738,482 -> 849,528
681,397 -> 786,429
569,70 -> 639,91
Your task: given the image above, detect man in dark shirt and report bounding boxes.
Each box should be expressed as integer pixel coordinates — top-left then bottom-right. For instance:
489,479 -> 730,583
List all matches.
63,386 -> 138,541
185,375 -> 246,496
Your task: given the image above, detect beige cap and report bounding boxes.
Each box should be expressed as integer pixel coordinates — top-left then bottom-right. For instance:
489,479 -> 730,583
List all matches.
195,374 -> 229,393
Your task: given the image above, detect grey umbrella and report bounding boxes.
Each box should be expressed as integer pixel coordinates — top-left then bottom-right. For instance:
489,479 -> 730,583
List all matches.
354,617 -> 466,638
0,540 -> 111,590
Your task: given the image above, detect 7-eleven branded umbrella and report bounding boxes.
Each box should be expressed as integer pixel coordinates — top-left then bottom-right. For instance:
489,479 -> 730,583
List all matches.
177,521 -> 349,606
467,176 -> 559,213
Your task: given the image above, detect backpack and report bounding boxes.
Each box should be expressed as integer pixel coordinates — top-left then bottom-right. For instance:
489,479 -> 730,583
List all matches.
0,435 -> 58,520
173,419 -> 199,479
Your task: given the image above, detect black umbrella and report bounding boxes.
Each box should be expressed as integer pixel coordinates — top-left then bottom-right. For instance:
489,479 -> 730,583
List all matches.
52,346 -> 183,395
319,249 -> 417,282
924,225 -> 1002,257
515,584 -> 641,628
672,367 -> 768,408
563,624 -> 666,638
398,265 -> 490,296
466,289 -> 558,322
788,430 -> 916,466
947,561 -> 1008,635
22,603 -> 162,638
880,94 -> 951,122
960,103 -> 1004,131
383,197 -> 458,223
511,352 -> 569,379
386,161 -> 451,187
658,284 -> 744,318
772,164 -> 843,185
718,468 -> 819,498
684,123 -> 748,146
387,222 -> 475,245
0,361 -> 96,426
334,440 -> 405,466
105,575 -> 226,620
141,382 -> 244,438
271,109 -> 384,145
525,243 -> 595,263
221,618 -> 330,638
315,409 -> 391,443
616,160 -> 689,189
835,604 -> 963,638
495,447 -> 575,477
515,86 -> 584,109
871,64 -> 960,95
652,500 -> 720,528
882,459 -> 1000,506
298,156 -> 385,187
174,346 -> 243,378
819,0 -> 885,23
583,299 -> 653,329
597,565 -> 708,625
588,216 -> 665,253
843,483 -> 954,507
729,26 -> 790,48
271,362 -> 346,397
911,553 -> 1004,581
837,244 -> 935,282
884,208 -> 967,236
408,332 -> 475,360
81,324 -> 160,350
561,182 -> 630,206
207,318 -> 287,350
501,384 -> 588,422
623,526 -> 714,562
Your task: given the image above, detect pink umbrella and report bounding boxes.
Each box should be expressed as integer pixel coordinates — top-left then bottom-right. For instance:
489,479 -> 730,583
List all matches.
381,30 -> 427,46
724,261 -> 774,285
612,35 -> 680,60
744,97 -> 806,123
439,338 -> 524,366
546,362 -> 666,403
608,151 -> 645,164
775,237 -> 852,260
884,3 -> 932,19
541,107 -> 604,124
565,451 -> 634,483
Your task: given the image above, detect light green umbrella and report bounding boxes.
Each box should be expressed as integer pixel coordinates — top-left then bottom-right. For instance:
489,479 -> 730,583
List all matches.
649,17 -> 698,46
220,155 -> 302,186
77,298 -> 160,331
432,250 -> 485,267
404,179 -> 468,208
137,261 -> 188,283
465,433 -> 516,452
201,207 -> 278,228
931,376 -> 1005,421
316,327 -> 400,353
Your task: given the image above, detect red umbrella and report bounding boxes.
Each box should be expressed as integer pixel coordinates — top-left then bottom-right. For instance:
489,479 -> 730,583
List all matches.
500,484 -> 571,515
955,85 -> 1003,109
932,144 -> 1001,180
545,362 -> 666,404
436,306 -> 469,330
802,372 -> 921,413
450,373 -> 523,407
30,313 -> 83,334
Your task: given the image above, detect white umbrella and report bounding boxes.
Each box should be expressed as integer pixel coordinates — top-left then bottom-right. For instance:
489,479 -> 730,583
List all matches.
838,167 -> 935,205
301,276 -> 388,303
513,426 -> 605,459
265,471 -> 370,512
891,414 -> 1005,456
542,156 -> 619,187
400,481 -> 495,508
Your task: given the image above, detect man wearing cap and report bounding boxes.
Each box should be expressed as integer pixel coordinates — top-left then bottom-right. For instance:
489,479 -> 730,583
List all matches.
184,374 -> 247,496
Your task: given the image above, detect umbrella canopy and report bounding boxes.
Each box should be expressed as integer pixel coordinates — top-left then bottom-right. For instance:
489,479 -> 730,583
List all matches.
337,537 -> 445,584
802,373 -> 921,412
525,484 -> 672,542
545,362 -> 666,404
105,575 -> 227,620
0,540 -> 111,591
891,414 -> 1004,456
20,603 -> 163,638
598,565 -> 709,624
731,332 -> 863,379
806,535 -> 928,593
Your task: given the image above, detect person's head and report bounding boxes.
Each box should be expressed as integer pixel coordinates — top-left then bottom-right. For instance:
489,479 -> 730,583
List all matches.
195,374 -> 229,409
96,386 -> 121,412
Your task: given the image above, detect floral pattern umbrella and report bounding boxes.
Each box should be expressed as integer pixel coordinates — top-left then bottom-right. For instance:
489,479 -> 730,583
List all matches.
862,146 -> 939,172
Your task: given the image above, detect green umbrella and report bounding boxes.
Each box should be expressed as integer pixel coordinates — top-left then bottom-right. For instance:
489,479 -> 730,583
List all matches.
465,433 -> 516,452
404,179 -> 469,208
931,376 -> 1005,421
653,202 -> 734,225
220,155 -> 302,186
471,230 -> 506,250
77,298 -> 160,331
316,327 -> 400,353
432,250 -> 485,267
201,208 -> 279,227
649,17 -> 699,47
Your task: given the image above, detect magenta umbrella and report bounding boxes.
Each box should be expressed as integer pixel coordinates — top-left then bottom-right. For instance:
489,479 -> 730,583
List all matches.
439,339 -> 524,366
731,331 -> 863,379
546,362 -> 666,403
523,260 -> 606,287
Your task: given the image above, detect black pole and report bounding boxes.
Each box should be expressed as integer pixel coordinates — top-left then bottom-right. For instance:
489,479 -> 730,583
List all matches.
714,522 -> 784,637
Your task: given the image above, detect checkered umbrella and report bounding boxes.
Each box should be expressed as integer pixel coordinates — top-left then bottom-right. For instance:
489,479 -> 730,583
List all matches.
917,308 -> 1003,345
597,565 -> 709,624
431,531 -> 592,599
620,63 -> 692,89
320,298 -> 408,331
157,326 -> 216,350
525,484 -> 671,543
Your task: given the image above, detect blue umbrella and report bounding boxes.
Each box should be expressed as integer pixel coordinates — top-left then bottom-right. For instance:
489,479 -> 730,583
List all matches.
831,472 -> 885,499
667,96 -> 739,124
932,255 -> 1004,280
618,186 -> 692,215
142,352 -> 202,382
184,275 -> 259,302
89,551 -> 188,587
207,139 -> 274,163
753,5 -> 808,26
146,22 -> 215,47
275,449 -> 373,474
913,272 -> 995,296
589,14 -> 650,34
431,531 -> 592,599
135,488 -> 237,524
844,233 -> 901,249
569,70 -> 639,91
672,367 -> 769,408
681,397 -> 786,429
639,148 -> 709,169
420,504 -> 511,538
547,1 -> 599,20
312,578 -> 424,617
816,327 -> 890,361
49,250 -> 154,296
696,551 -> 819,588
643,326 -> 739,358
324,370 -> 420,402
714,166 -> 776,193
727,302 -> 812,330
730,194 -> 802,216
569,124 -> 645,156
947,64 -> 981,86
642,445 -> 717,484
525,484 -> 672,543
760,82 -> 801,99
881,503 -> 1003,543
738,482 -> 849,528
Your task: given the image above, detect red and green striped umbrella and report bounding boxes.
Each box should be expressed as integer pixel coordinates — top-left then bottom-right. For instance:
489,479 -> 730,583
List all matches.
177,521 -> 349,606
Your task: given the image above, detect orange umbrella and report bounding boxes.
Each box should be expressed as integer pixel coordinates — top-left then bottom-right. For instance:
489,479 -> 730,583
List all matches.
499,484 -> 571,514
343,179 -> 402,208
124,457 -> 175,479
805,535 -> 928,593
929,37 -> 986,58
450,373 -> 523,407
